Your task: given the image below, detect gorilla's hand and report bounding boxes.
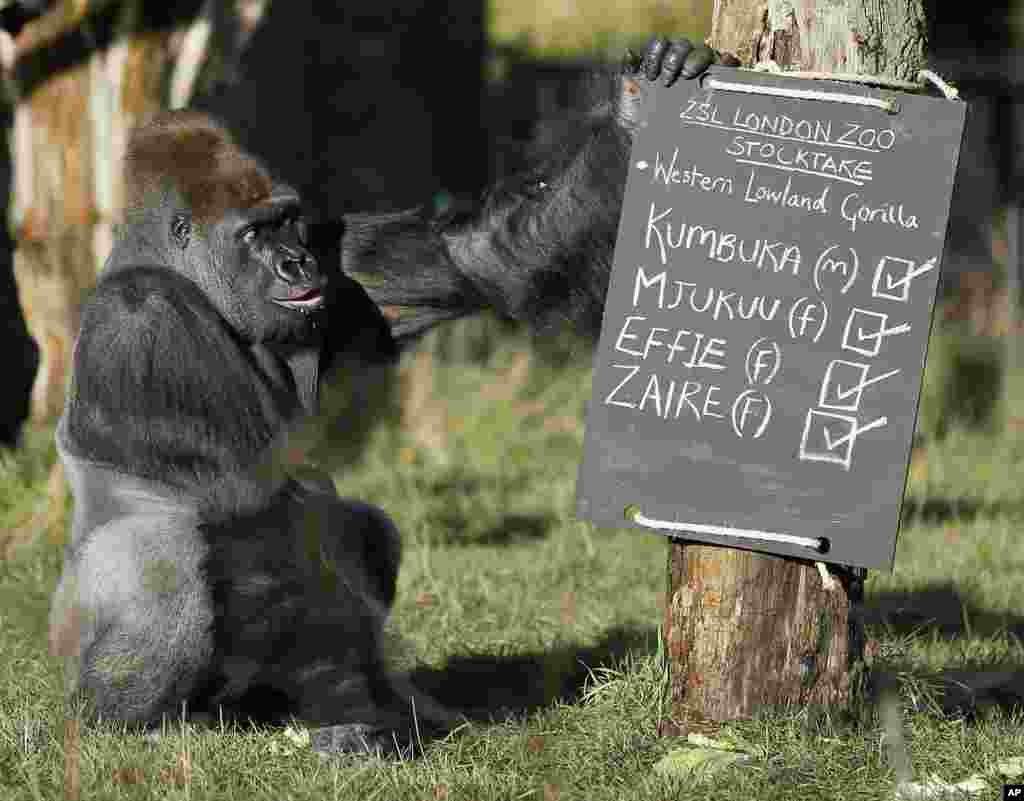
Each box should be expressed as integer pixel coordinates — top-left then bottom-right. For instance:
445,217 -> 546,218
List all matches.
630,37 -> 719,85
341,38 -> 733,343
618,38 -> 733,128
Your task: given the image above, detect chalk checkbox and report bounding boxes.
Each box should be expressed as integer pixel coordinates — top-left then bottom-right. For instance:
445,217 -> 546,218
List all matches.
818,360 -> 870,412
841,308 -> 911,357
872,256 -> 937,303
799,409 -> 858,469
818,360 -> 902,412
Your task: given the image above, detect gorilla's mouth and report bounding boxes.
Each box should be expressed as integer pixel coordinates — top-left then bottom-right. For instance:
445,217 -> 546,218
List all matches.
273,286 -> 325,312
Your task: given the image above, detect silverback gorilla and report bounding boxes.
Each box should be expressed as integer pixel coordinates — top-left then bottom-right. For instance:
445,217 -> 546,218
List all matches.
48,112 -> 428,755
48,38 -> 712,757
342,39 -> 721,344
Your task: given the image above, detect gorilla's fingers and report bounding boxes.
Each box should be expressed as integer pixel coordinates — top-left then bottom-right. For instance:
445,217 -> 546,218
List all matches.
642,37 -> 669,81
682,43 -> 717,78
639,38 -> 717,86
661,39 -> 693,86
620,47 -> 642,75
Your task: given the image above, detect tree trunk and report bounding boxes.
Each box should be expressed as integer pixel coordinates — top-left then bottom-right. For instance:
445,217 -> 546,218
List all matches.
3,3 -> 232,550
661,0 -> 930,734
9,1 -> 176,422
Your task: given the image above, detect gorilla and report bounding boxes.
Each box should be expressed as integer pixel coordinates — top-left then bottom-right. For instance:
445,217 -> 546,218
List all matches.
342,38 -> 722,344
48,112 -> 431,756
48,37 -> 714,758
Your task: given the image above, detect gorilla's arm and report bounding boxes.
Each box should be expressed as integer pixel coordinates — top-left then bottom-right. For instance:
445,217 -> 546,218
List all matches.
341,39 -> 721,344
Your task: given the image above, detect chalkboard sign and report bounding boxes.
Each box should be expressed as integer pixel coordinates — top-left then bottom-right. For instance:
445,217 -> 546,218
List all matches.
576,67 -> 966,571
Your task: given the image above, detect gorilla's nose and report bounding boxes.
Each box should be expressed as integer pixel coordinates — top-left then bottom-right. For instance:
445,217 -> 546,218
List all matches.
275,251 -> 318,285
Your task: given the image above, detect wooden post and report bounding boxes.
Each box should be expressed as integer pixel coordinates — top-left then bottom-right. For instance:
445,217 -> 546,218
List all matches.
1,3 -> 205,548
661,0 -> 932,734
5,3 -> 222,424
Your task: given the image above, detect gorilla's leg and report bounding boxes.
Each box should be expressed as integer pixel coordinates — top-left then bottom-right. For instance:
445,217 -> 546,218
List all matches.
280,496 -> 449,756
50,510 -> 216,727
329,498 -> 402,613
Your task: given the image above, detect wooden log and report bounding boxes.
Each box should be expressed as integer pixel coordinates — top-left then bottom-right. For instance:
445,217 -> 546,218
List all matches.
662,544 -> 866,733
8,2 -> 179,422
1,2 -> 176,548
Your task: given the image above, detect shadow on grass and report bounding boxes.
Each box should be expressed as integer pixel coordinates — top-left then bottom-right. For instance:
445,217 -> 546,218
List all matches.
474,513 -> 555,545
409,624 -> 657,722
422,511 -> 558,546
863,582 -> 1024,718
864,582 -> 1024,639
901,495 -> 1024,525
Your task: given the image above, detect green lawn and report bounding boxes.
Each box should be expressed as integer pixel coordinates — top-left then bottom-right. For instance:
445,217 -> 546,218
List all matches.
1,326 -> 1023,800
489,0 -> 712,57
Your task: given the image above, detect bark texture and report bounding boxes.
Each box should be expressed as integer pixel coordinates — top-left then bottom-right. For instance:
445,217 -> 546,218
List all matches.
662,0 -> 929,733
4,3 -> 222,549
9,2 -> 176,421
710,0 -> 928,80
663,545 -> 865,731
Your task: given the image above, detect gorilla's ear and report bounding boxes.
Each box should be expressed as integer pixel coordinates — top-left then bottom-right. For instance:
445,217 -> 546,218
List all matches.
171,214 -> 192,249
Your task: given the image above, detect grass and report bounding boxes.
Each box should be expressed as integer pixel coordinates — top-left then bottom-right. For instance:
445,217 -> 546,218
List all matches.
1,5 -> 1017,799
1,324 -> 1024,800
488,0 -> 712,57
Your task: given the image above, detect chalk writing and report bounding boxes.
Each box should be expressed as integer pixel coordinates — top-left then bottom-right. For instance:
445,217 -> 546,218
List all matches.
799,410 -> 889,470
604,365 -> 726,423
839,194 -> 919,232
731,390 -> 772,438
814,245 -> 859,295
818,360 -> 901,413
632,268 -> 783,321
872,256 -> 936,303
841,308 -> 911,357
577,67 -> 965,569
787,297 -> 829,343
642,148 -> 735,195
727,137 -> 872,185
644,203 -> 803,273
680,98 -> 897,153
745,338 -> 782,385
612,314 -> 728,369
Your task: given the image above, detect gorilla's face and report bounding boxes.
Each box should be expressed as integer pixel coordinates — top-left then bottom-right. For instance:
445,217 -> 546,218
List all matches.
178,186 -> 327,344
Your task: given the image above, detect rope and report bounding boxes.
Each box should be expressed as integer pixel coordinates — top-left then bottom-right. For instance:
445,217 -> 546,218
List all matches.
626,506 -> 829,553
705,75 -> 900,113
916,69 -> 960,100
701,61 -> 961,112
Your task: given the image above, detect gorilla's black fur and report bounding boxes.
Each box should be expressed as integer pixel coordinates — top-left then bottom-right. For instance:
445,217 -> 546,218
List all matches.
50,113 -> 431,756
49,38 -> 715,756
342,39 -> 720,344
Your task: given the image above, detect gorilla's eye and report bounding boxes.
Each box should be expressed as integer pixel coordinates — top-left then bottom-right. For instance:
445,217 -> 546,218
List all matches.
521,177 -> 550,199
170,214 -> 192,248
241,227 -> 258,245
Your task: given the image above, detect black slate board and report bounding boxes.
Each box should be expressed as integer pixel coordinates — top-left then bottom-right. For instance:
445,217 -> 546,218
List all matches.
576,67 -> 966,571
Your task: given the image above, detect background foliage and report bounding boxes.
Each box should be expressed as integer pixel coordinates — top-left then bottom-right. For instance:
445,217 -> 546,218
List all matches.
2,1 -> 1024,799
